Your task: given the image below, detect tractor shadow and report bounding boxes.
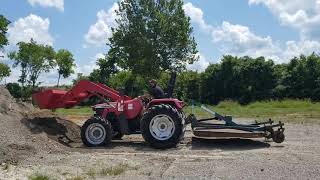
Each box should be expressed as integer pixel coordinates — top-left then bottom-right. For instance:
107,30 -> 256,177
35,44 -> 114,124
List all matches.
75,136 -> 271,153
189,137 -> 271,151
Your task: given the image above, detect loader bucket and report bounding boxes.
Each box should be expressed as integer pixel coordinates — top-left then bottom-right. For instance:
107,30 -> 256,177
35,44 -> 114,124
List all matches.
32,89 -> 67,109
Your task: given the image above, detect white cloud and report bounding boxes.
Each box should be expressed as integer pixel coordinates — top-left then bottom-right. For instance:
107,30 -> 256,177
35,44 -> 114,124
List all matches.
84,3 -> 119,47
8,14 -> 54,46
283,40 -> 320,60
77,61 -> 97,76
94,53 -> 105,60
28,0 -> 64,11
3,66 -> 20,84
34,61 -> 96,86
183,2 -> 212,32
212,21 -> 320,63
212,21 -> 282,61
249,0 -> 320,41
187,53 -> 210,72
184,3 -> 320,65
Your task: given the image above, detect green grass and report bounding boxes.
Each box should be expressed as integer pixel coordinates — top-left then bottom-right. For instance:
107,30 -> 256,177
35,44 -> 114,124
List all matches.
28,173 -> 51,180
99,163 -> 129,176
86,168 -> 96,178
56,106 -> 93,116
56,100 -> 320,123
66,176 -> 85,180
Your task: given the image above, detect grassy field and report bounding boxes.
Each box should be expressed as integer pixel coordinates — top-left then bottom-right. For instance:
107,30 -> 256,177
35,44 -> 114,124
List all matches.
56,100 -> 320,124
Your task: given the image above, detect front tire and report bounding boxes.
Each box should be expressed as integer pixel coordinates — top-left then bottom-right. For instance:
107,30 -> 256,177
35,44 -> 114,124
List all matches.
81,117 -> 112,147
140,104 -> 184,149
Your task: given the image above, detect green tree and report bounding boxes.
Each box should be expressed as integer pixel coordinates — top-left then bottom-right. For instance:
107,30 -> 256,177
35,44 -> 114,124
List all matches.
88,69 -> 100,83
89,55 -> 118,83
176,71 -> 200,102
200,63 -> 222,104
6,83 -> 22,98
108,0 -> 198,78
0,63 -> 10,81
0,15 -> 10,50
72,73 -> 89,85
8,39 -> 55,88
199,55 -> 277,104
271,63 -> 287,99
55,49 -> 76,87
283,53 -> 320,100
0,15 -> 11,80
107,71 -> 145,97
108,71 -> 132,88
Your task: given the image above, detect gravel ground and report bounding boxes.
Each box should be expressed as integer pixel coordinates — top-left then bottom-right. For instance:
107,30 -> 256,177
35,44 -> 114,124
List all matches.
1,122 -> 319,180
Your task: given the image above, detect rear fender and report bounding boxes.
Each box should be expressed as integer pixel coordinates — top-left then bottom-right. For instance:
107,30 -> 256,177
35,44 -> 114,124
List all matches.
147,98 -> 185,110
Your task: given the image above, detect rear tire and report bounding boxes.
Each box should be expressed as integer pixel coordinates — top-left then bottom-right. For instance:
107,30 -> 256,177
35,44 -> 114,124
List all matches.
140,104 -> 184,149
81,117 -> 112,147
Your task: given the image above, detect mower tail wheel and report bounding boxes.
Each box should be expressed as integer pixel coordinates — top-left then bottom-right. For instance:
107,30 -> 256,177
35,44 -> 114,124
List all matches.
272,130 -> 285,143
140,104 -> 184,149
81,117 -> 112,147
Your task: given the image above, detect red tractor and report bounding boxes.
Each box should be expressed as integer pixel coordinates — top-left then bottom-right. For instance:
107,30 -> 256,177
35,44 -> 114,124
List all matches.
33,74 -> 186,149
33,73 -> 285,149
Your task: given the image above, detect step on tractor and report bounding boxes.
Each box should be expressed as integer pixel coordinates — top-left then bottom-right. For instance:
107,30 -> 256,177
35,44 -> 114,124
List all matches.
32,73 -> 285,149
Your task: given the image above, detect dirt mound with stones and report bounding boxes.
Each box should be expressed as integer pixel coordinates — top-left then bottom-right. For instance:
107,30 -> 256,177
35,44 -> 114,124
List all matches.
0,86 -> 81,165
22,111 -> 81,146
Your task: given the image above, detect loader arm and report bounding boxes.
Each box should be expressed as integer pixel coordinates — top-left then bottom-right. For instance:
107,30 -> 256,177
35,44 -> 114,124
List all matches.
32,80 -> 132,109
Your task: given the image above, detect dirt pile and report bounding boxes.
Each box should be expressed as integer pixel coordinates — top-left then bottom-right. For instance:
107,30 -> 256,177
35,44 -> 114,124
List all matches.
23,111 -> 82,146
0,86 -> 34,114
0,86 -> 81,165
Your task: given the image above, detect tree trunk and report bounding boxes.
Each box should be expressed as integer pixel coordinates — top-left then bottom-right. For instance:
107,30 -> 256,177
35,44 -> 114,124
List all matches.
32,80 -> 36,89
57,73 -> 61,87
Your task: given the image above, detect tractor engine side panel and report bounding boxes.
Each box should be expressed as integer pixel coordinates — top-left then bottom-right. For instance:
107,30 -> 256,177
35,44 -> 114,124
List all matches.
124,98 -> 144,120
96,99 -> 143,121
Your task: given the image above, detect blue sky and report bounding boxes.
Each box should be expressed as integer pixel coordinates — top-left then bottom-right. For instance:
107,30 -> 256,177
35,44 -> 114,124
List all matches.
1,0 -> 320,85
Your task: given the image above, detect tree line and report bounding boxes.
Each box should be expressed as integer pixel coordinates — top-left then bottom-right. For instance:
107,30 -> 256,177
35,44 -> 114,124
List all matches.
1,1 -> 320,105
71,53 -> 317,105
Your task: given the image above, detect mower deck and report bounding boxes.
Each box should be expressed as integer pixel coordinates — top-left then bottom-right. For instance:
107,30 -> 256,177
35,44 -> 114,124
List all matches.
187,106 -> 285,143
192,129 -> 265,138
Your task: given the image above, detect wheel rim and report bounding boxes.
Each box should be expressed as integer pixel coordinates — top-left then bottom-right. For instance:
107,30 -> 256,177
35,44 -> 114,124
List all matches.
149,114 -> 175,141
85,123 -> 106,145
